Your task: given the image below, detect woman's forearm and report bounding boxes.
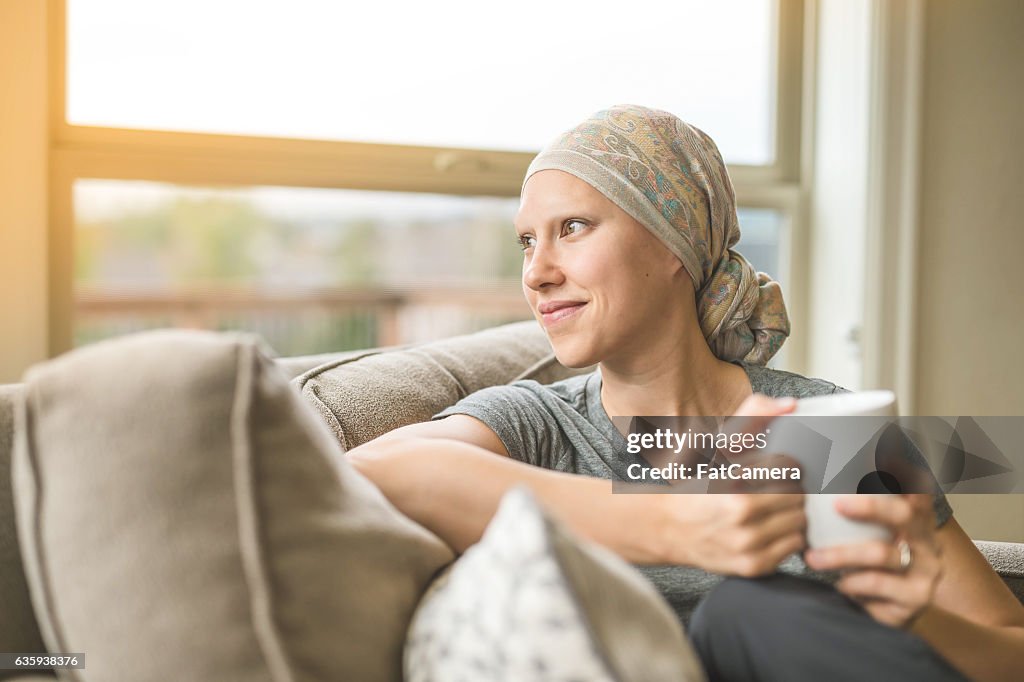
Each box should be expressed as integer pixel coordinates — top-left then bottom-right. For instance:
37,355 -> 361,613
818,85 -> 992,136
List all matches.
345,436 -> 666,562
912,606 -> 1024,681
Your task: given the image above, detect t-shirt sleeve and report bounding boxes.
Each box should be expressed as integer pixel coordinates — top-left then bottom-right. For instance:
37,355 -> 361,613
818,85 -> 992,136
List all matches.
898,424 -> 954,528
432,384 -> 564,469
933,493 -> 954,527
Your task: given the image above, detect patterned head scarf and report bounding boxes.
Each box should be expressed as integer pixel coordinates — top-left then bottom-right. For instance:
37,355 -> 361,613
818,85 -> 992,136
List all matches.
522,104 -> 790,365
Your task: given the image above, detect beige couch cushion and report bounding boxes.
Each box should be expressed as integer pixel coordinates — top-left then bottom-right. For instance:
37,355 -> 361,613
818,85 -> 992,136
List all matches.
0,385 -> 49,681
405,487 -> 706,682
13,330 -> 453,682
275,347 -> 403,381
293,320 -> 588,451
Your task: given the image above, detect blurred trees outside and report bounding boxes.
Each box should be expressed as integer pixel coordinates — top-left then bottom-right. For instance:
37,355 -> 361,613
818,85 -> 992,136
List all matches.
74,187 -> 526,354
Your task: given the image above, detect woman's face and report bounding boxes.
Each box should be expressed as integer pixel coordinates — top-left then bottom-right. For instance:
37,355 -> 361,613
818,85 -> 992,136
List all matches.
515,169 -> 689,368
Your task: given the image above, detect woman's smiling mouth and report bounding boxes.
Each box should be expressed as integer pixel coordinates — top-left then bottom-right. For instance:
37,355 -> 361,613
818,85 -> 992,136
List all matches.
538,300 -> 587,325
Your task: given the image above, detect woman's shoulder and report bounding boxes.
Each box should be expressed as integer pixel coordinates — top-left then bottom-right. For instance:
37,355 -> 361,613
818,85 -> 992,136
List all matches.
740,363 -> 847,399
524,370 -> 594,393
505,371 -> 596,407
441,371 -> 595,411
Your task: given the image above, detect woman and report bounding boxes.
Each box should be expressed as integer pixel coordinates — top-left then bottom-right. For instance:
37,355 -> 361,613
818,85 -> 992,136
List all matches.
349,105 -> 1024,680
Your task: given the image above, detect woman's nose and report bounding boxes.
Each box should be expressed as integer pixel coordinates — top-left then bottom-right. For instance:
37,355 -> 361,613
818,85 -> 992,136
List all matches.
522,242 -> 565,291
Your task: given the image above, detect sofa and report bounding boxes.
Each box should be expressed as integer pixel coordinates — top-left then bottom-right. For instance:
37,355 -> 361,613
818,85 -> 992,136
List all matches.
1,321 -> 1022,681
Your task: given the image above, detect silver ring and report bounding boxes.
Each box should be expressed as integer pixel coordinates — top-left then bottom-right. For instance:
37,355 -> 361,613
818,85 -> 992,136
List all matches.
898,540 -> 913,571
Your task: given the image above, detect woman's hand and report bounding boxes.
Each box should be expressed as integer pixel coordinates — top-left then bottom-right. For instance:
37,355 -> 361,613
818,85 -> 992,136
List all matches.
656,394 -> 808,576
803,494 -> 943,628
660,492 -> 807,576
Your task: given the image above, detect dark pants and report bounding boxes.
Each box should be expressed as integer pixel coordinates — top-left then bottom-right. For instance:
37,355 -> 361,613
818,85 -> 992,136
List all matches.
689,574 -> 969,682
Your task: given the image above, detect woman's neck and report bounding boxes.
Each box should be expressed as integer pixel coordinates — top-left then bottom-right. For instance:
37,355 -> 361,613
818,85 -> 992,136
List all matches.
598,333 -> 752,418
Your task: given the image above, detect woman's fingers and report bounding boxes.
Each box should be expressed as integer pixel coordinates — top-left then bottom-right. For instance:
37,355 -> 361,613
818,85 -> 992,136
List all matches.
720,396 -> 796,454
859,600 -> 909,629
725,505 -> 806,554
836,568 -> 935,613
763,530 -> 808,567
733,530 -> 806,577
732,394 -> 797,419
835,570 -> 905,601
748,505 -> 807,549
833,494 -> 934,534
725,499 -> 807,576
804,539 -> 904,571
719,453 -> 804,489
728,492 -> 805,522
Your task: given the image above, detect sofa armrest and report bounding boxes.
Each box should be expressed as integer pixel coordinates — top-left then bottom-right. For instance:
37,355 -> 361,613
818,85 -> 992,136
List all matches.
975,540 -> 1024,603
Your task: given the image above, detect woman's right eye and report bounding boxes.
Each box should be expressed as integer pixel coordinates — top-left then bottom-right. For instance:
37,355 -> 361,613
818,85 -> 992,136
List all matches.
517,235 -> 537,251
562,219 -> 587,236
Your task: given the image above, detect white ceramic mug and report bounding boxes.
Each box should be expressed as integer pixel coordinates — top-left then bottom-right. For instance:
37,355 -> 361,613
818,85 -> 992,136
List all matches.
772,390 -> 898,548
792,390 -> 898,419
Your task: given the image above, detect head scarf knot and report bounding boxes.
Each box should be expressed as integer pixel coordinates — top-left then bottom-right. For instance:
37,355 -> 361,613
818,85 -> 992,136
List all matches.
522,104 -> 790,365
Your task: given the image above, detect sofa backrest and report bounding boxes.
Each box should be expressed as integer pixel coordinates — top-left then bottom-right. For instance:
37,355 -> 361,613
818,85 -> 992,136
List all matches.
292,320 -> 588,451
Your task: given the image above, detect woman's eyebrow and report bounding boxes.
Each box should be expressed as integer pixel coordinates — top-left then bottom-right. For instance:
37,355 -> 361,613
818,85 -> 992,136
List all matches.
515,212 -> 597,233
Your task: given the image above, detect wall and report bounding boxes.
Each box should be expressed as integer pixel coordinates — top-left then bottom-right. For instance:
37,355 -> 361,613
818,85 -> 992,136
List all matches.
916,0 -> 1024,540
0,0 -> 49,384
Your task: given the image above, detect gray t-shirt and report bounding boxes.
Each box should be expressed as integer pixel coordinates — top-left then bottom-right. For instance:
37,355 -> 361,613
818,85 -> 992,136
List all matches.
435,364 -> 954,625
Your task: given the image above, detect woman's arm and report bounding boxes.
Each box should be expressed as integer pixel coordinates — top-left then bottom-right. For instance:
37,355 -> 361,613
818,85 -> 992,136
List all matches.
346,405 -> 807,575
912,519 -> 1024,681
350,432 -> 666,561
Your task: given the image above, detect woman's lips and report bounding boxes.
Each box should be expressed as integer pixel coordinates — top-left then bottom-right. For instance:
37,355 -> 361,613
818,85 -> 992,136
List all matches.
540,302 -> 586,325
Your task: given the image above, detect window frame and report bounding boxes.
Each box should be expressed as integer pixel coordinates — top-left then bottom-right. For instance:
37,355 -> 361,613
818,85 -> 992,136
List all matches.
47,0 -> 809,366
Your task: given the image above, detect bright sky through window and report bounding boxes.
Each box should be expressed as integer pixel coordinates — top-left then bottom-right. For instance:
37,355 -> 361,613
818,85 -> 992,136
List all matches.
68,0 -> 776,164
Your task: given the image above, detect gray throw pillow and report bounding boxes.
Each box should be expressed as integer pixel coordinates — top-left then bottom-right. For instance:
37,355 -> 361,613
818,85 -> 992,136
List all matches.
13,330 -> 453,682
294,321 -> 589,451
405,487 -> 706,682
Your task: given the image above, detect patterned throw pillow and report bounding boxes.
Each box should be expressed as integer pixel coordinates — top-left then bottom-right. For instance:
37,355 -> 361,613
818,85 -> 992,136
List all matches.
405,487 -> 706,682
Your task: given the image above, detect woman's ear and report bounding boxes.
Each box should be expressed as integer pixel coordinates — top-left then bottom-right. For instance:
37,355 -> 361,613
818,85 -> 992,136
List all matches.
651,237 -> 686,278
669,256 -> 695,290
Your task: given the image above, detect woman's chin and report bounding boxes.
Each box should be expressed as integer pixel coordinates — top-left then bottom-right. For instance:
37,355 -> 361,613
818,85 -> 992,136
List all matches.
550,342 -> 599,370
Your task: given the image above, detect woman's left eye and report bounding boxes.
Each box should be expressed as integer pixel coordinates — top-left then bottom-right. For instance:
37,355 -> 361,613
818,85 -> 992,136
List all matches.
563,219 -> 587,236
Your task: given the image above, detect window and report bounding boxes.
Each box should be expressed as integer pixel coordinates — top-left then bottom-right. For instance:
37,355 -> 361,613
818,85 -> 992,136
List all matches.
52,0 -> 806,358
68,0 -> 778,163
74,180 -> 525,353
